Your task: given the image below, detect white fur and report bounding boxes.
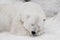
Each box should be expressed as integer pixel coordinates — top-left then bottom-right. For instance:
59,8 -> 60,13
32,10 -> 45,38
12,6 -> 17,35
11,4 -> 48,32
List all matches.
0,2 -> 46,36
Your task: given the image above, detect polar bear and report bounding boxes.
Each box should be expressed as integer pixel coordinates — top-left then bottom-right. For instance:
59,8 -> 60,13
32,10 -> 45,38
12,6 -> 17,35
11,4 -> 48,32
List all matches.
0,2 -> 46,36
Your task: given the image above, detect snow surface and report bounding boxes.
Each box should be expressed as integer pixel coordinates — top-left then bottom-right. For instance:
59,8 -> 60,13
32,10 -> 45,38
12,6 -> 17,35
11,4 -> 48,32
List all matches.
0,32 -> 59,40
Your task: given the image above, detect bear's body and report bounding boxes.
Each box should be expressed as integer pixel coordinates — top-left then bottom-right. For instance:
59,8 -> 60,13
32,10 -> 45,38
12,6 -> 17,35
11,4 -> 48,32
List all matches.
0,2 -> 46,36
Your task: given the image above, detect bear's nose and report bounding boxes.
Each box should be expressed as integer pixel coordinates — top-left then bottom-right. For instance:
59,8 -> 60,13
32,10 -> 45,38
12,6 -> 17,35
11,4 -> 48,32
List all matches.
31,31 -> 36,35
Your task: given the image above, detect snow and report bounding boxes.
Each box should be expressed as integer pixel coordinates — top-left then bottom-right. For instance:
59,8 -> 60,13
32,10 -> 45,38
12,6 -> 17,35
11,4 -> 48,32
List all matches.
0,32 -> 58,40
44,13 -> 60,35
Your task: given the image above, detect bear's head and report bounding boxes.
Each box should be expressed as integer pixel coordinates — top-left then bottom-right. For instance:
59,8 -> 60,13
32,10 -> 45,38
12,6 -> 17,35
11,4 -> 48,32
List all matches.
20,15 -> 46,36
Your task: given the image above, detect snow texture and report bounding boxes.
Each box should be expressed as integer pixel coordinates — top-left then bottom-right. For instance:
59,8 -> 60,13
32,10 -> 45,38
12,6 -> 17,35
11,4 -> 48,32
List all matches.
0,32 -> 59,40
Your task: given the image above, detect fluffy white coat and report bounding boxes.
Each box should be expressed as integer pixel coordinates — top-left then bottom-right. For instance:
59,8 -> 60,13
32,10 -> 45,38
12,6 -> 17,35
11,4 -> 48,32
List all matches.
0,2 -> 46,36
